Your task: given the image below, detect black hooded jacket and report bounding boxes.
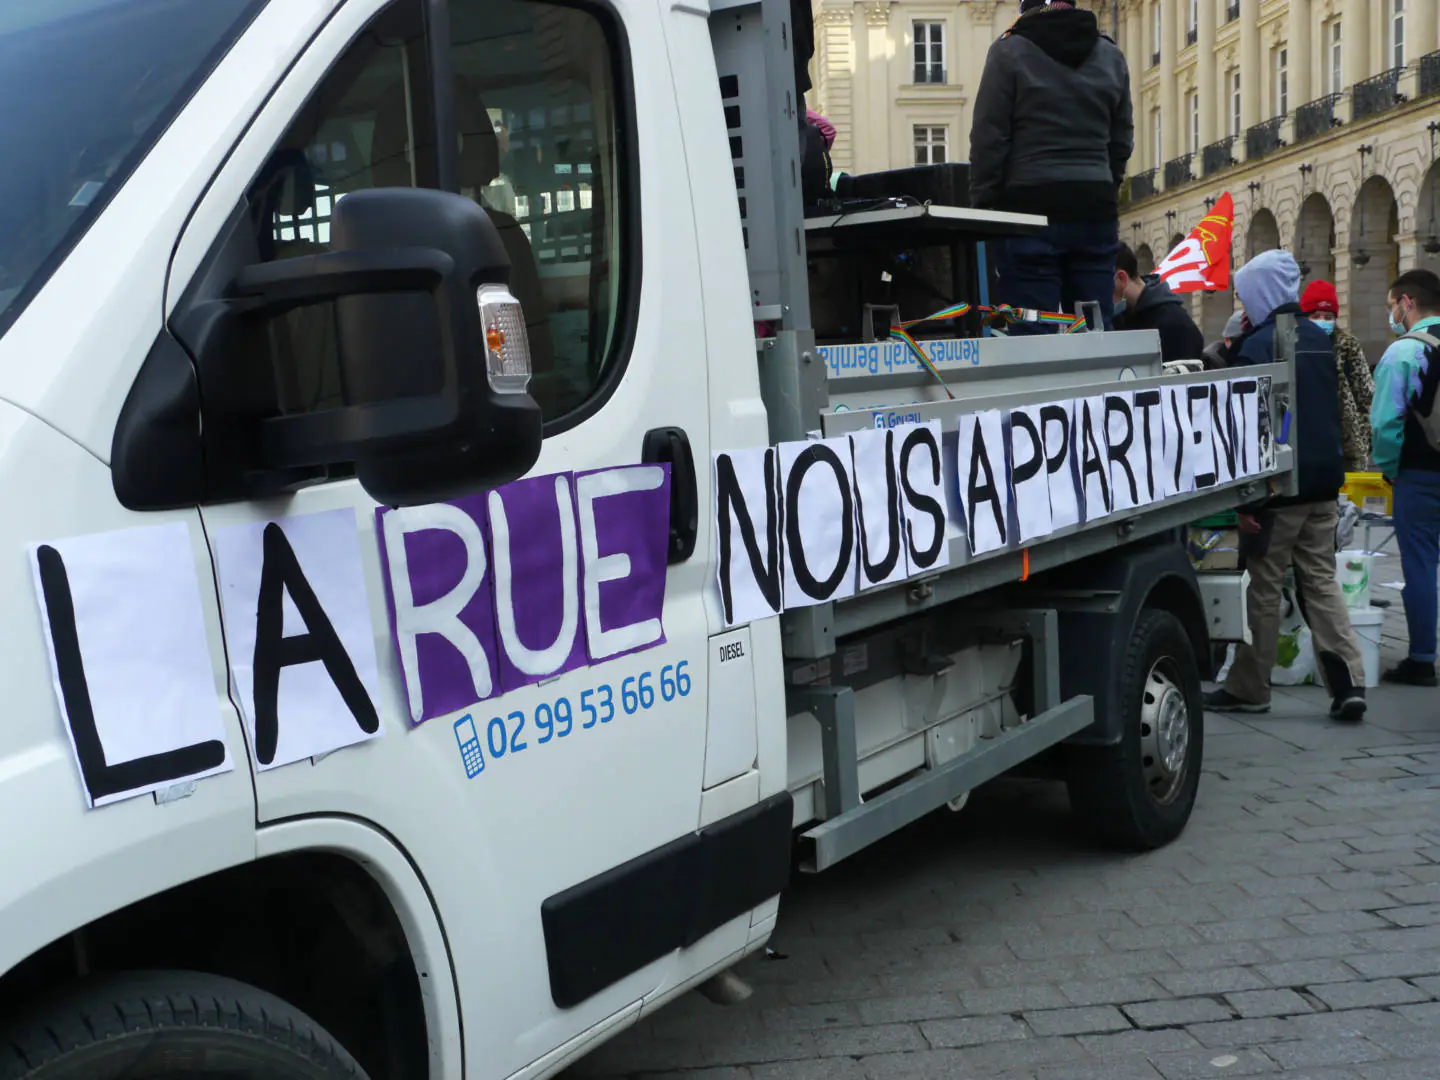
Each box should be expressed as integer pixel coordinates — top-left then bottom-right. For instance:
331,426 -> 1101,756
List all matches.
968,8 -> 1133,221
1114,276 -> 1207,363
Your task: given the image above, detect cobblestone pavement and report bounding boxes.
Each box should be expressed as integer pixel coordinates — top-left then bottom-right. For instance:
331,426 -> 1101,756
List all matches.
571,580 -> 1440,1080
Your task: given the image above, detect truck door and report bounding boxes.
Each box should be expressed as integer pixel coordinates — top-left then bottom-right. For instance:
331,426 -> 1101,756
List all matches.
163,0 -> 747,1072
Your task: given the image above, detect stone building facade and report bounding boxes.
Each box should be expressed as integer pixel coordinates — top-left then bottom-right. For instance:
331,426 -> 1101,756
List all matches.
807,0 -> 1440,365
1117,0 -> 1440,365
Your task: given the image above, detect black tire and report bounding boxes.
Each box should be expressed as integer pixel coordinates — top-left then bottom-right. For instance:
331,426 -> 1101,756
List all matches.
1066,608 -> 1204,850
0,970 -> 369,1080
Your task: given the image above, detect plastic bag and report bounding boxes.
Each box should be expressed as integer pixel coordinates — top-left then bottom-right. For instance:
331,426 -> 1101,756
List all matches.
1271,624 -> 1317,685
1335,499 -> 1360,552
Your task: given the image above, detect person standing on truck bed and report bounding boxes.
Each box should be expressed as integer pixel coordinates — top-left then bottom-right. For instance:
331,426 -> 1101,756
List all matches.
1369,269 -> 1440,688
1204,250 -> 1368,722
1112,243 -> 1205,363
969,0 -> 1132,333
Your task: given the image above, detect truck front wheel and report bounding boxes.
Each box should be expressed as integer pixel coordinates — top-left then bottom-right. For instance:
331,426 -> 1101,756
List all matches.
1066,608 -> 1203,850
0,970 -> 368,1080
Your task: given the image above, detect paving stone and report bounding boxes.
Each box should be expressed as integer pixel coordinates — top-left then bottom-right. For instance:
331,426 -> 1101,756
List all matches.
1033,1062 -> 1163,1080
1197,918 -> 1299,943
855,1049 -> 972,1080
1076,1028 -> 1203,1059
1261,935 -> 1371,962
1149,1047 -> 1281,1078
1357,1063 -> 1440,1080
956,984 -> 1068,1015
855,994 -> 963,1027
954,1034 -> 1085,1073
1304,890 -> 1400,914
1187,1016 -> 1299,1048
760,1003 -> 862,1032
1226,989 -> 1316,1017
1343,951 -> 1440,979
1103,925 -> 1204,952
1392,1001 -> 1440,1027
1023,1006 -> 1132,1037
1256,959 -> 1363,987
1287,1010 -> 1424,1040
1363,1027 -> 1440,1059
811,1024 -> 926,1057
751,1060 -> 865,1080
1265,1038 -> 1389,1070
1078,949 -> 1182,980
977,959 -> 1083,988
917,1015 -> 1027,1049
1170,942 -> 1276,970
1058,976 -> 1166,1007
1384,883 -> 1440,906
1123,997 -> 1234,1028
1007,932 -> 1110,960
1156,966 -> 1270,997
1286,912 -> 1393,935
1375,904 -> 1440,927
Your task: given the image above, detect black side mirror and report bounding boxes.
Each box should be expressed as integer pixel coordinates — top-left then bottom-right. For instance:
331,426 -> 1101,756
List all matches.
118,187 -> 544,511
231,187 -> 542,506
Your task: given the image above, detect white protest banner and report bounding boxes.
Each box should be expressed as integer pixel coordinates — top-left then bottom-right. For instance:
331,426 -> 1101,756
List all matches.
1163,385 -> 1197,495
893,420 -> 950,574
1103,391 -> 1148,513
1076,396 -> 1113,523
957,410 -> 1011,555
714,447 -> 784,627
849,428 -> 910,590
1040,401 -> 1081,531
29,522 -> 233,808
1131,388 -> 1167,503
780,437 -> 859,609
1009,405 -> 1053,544
214,508 -> 384,771
1183,383 -> 1219,489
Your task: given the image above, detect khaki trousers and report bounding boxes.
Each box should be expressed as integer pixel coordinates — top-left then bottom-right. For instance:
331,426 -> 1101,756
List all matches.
1224,501 -> 1365,704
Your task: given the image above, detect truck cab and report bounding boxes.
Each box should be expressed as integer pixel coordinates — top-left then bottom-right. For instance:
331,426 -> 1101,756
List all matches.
0,1 -> 1288,1078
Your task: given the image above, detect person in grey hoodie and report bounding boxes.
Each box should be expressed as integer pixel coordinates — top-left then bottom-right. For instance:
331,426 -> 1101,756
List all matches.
970,0 -> 1132,332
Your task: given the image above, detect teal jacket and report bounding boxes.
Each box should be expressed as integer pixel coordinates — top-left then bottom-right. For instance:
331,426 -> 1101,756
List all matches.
1370,315 -> 1440,480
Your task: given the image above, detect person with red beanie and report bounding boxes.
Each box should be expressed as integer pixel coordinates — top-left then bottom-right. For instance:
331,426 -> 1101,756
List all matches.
1302,279 -> 1374,471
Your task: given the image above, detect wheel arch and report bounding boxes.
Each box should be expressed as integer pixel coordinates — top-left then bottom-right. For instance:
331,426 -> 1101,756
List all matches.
1043,532 -> 1208,747
0,817 -> 461,1080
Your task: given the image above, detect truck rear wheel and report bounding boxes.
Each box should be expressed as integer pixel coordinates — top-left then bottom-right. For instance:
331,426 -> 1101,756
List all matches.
1066,608 -> 1203,850
0,970 -> 368,1080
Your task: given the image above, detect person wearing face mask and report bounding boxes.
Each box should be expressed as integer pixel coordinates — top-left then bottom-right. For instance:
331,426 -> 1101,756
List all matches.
1369,269 -> 1440,687
1205,250 -> 1367,722
1112,243 -> 1205,362
1301,280 -> 1374,472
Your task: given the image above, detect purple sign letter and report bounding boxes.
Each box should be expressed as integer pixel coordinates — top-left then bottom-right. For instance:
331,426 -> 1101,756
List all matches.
574,464 -> 671,661
488,473 -> 589,691
377,497 -> 498,724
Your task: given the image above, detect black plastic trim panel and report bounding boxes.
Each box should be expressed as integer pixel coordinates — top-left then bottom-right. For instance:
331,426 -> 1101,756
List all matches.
540,791 -> 793,1008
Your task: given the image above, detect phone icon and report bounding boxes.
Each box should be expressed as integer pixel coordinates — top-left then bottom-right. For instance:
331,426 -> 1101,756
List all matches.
454,714 -> 485,779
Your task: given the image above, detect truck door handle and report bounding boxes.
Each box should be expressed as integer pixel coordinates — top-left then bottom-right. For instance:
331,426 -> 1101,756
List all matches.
642,426 -> 698,564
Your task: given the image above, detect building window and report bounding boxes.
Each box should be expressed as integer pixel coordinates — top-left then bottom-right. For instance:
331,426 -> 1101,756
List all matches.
1187,0 -> 1198,40
1329,21 -> 1343,93
1392,0 -> 1405,69
1152,109 -> 1162,171
1230,70 -> 1241,136
1188,91 -> 1200,154
1275,46 -> 1288,115
913,125 -> 947,165
1151,1 -> 1161,66
913,21 -> 945,84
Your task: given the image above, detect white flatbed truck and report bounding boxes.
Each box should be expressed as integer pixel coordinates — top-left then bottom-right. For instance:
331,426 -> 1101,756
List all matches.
0,0 -> 1292,1078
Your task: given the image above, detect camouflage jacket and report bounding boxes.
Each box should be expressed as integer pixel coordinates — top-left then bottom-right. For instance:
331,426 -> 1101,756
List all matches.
1334,328 -> 1374,471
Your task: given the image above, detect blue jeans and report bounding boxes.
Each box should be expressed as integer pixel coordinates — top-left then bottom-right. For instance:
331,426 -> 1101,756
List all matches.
1394,470 -> 1440,663
993,220 -> 1120,335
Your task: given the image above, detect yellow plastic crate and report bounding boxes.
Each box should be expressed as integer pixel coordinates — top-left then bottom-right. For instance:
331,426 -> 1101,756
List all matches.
1342,472 -> 1392,517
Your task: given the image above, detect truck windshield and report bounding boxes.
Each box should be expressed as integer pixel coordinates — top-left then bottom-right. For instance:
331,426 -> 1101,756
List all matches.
0,0 -> 264,337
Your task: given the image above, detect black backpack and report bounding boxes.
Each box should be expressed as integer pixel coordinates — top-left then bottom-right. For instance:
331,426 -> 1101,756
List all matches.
1403,329 -> 1440,452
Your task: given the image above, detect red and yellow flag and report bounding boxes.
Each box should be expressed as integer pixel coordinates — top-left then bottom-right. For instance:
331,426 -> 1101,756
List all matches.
1155,193 -> 1234,293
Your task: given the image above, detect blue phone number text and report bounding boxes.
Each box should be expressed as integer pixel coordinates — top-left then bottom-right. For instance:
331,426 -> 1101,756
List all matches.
453,662 -> 694,778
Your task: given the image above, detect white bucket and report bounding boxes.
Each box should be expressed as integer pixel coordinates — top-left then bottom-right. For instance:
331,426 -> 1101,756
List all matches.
1336,550 -> 1373,610
1348,606 -> 1384,689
